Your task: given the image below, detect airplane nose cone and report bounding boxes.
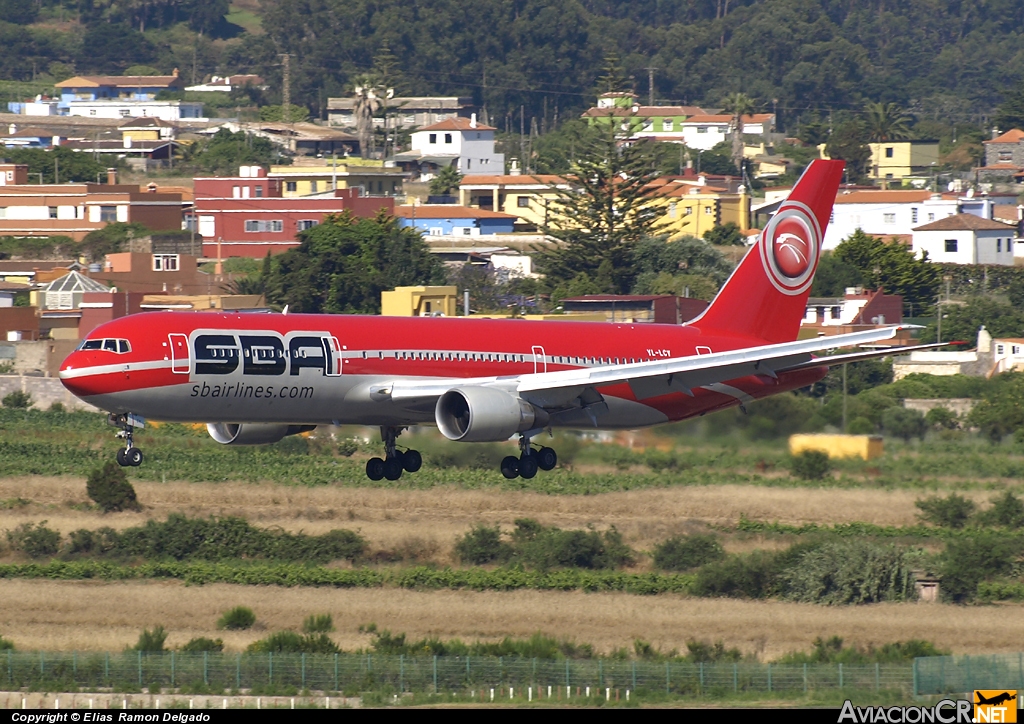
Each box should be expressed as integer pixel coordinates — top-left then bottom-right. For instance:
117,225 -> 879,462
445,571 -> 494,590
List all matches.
59,351 -> 103,398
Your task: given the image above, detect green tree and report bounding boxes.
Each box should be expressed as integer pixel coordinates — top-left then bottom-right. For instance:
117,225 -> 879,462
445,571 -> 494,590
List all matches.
4,147 -> 109,184
429,165 -> 462,197
80,222 -> 149,263
702,222 -> 744,246
810,251 -> 864,297
881,407 -> 927,442
968,373 -> 1024,442
825,120 -> 870,181
832,230 -> 940,314
267,210 -> 445,314
915,494 -> 976,529
721,92 -> 757,172
538,124 -> 665,294
258,105 -> 310,123
922,297 -> 1024,345
863,102 -> 913,142
993,83 -> 1024,134
595,52 -> 628,95
189,129 -> 283,176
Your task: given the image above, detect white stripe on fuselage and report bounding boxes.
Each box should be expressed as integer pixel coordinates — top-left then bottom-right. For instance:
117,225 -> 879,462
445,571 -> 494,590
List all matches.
59,359 -> 173,379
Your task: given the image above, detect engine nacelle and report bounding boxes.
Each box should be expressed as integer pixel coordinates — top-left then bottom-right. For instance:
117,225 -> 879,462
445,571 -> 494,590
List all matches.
435,387 -> 547,442
206,423 -> 316,445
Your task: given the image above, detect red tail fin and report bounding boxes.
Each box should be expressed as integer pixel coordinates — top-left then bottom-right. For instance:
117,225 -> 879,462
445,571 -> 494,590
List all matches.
689,159 -> 845,344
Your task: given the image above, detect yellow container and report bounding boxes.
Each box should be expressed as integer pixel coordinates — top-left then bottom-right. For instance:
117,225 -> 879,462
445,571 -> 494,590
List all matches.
789,433 -> 884,461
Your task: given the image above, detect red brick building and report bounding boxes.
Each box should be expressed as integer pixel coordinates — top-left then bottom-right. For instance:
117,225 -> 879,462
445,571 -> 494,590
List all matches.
193,166 -> 395,258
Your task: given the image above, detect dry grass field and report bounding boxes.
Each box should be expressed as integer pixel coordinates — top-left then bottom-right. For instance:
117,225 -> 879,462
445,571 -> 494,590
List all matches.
0,578 -> 1017,660
0,476 -> 968,559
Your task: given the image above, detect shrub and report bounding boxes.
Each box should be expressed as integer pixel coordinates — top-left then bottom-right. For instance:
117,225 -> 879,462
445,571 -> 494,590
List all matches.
652,534 -> 725,571
180,637 -> 224,653
685,640 -> 742,663
777,540 -> 916,605
941,533 -> 1020,603
86,462 -> 141,512
302,613 -> 334,634
0,634 -> 13,651
847,417 -> 875,434
48,402 -> 64,413
454,525 -> 512,564
881,407 -> 927,442
915,494 -> 976,529
977,490 -> 1024,528
925,406 -> 959,429
336,438 -> 359,456
511,518 -> 634,570
2,390 -> 31,409
67,527 -> 119,555
217,606 -> 256,631
690,550 -> 782,599
790,450 -> 831,480
247,631 -> 339,654
6,521 -> 61,558
132,626 -> 167,652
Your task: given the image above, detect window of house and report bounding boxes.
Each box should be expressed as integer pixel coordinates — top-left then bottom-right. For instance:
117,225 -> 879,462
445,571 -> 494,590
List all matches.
298,220 -> 318,231
697,126 -> 708,133
232,186 -> 241,198
153,254 -> 179,271
245,220 -> 283,232
684,206 -> 692,215
928,213 -> 935,221
885,173 -> 894,179
831,306 -> 841,319
429,133 -> 438,144
883,213 -> 895,224
48,207 -> 57,219
669,202 -> 677,218
999,151 -> 1013,162
254,185 -> 263,198
444,133 -> 452,143
89,109 -> 96,116
517,196 -> 530,208
461,227 -> 472,236
704,206 -> 712,215
0,208 -> 5,219
286,181 -> 297,192
945,239 -> 958,252
885,147 -> 894,158
911,208 -> 918,223
310,181 -> 318,193
100,206 -> 117,222
998,344 -> 1005,354
663,119 -> 673,132
998,238 -> 1002,252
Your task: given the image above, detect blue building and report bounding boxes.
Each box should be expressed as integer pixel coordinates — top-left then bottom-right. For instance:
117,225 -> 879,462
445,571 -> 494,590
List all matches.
50,73 -> 202,121
395,204 -> 517,237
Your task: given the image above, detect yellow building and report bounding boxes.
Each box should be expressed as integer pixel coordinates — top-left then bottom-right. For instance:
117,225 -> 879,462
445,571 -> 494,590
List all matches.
868,140 -> 940,182
789,433 -> 884,461
269,160 -> 404,198
381,286 -> 458,317
458,173 -> 569,230
649,179 -> 750,239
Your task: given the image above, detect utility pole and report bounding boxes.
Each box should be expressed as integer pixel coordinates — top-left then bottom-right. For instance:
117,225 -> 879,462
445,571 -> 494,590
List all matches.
519,105 -> 525,175
645,67 -> 657,106
842,363 -> 848,433
279,53 -> 292,120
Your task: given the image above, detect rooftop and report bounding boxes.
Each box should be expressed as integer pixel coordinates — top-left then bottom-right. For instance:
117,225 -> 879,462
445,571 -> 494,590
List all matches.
912,213 -> 1013,232
395,205 -> 518,219
459,174 -> 565,186
833,190 -> 934,204
983,129 -> 1024,144
418,118 -> 497,132
55,74 -> 184,89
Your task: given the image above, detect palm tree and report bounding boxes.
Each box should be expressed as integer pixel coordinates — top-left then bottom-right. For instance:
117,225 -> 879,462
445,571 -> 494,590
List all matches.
721,92 -> 757,173
863,102 -> 913,142
352,76 -> 384,159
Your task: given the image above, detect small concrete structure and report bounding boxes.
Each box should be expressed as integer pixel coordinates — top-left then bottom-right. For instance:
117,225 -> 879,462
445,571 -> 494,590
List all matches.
381,286 -> 458,317
913,572 -> 941,603
789,433 -> 884,461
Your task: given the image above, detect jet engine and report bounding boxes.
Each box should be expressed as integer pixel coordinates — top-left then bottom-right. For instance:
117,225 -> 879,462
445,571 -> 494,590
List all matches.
435,387 -> 547,442
206,423 -> 316,445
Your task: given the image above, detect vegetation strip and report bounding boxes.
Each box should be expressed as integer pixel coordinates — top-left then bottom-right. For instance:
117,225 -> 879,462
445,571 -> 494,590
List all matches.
0,561 -> 696,594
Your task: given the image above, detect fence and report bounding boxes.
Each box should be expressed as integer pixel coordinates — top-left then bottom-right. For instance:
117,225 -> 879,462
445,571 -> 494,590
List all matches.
0,651 -> 914,696
914,654 -> 1024,695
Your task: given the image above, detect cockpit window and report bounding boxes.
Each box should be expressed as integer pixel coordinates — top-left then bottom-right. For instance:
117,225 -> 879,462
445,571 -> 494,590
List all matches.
78,338 -> 131,354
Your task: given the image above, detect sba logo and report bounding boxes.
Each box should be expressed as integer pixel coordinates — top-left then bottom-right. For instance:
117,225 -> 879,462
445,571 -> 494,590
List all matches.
974,691 -> 1018,723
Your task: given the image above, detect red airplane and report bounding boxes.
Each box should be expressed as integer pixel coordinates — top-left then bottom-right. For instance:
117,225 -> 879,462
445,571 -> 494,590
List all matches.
59,159 -> 928,480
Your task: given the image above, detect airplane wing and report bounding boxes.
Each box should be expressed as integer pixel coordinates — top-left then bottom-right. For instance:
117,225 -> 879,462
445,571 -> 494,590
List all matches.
387,325 -> 911,410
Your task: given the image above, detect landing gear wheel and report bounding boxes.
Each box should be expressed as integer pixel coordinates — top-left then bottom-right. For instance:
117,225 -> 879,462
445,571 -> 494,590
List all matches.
402,449 -> 422,473
518,454 -> 538,479
382,457 -> 404,481
500,455 -> 520,479
116,448 -> 129,467
126,448 -> 143,467
366,457 -> 385,481
536,447 -> 557,471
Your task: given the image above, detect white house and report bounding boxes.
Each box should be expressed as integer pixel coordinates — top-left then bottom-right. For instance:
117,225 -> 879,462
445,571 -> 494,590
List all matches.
911,214 -> 1015,265
65,100 -> 205,122
678,114 -> 774,151
395,115 -> 504,179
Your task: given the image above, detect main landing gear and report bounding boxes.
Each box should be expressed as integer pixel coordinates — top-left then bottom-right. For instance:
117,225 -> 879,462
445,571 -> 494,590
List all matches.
365,426 -> 422,481
109,413 -> 144,467
500,436 -> 557,480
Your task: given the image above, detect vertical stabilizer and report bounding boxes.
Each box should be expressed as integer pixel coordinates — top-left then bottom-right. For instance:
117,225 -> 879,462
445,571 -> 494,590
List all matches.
689,159 -> 845,344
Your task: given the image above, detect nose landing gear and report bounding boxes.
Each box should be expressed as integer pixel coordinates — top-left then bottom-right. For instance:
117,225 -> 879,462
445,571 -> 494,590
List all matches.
500,435 -> 557,480
365,426 -> 422,481
109,413 -> 145,467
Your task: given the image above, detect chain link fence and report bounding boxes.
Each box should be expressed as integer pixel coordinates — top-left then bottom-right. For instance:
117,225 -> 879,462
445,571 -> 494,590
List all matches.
0,651 -> 915,695
914,654 -> 1024,695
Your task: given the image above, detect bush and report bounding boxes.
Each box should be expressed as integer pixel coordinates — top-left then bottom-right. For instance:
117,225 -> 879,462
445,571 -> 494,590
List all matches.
777,540 -> 916,605
915,494 -> 976,528
0,634 -> 13,651
217,606 -> 256,631
454,525 -> 512,564
790,450 -> 831,480
847,417 -> 875,434
302,613 -> 334,633
977,490 -> 1024,528
652,534 -> 725,571
132,626 -> 167,652
180,637 -> 224,653
881,407 -> 927,442
690,550 -> 782,599
86,462 -> 141,512
247,631 -> 339,654
925,406 -> 959,429
2,391 -> 31,409
511,518 -> 634,570
941,533 -> 1020,602
685,639 -> 742,663
6,521 -> 61,558
67,527 -> 119,555
336,438 -> 359,456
